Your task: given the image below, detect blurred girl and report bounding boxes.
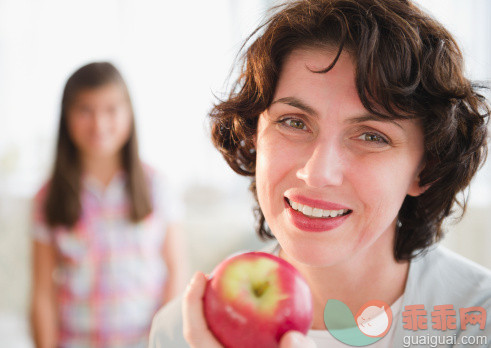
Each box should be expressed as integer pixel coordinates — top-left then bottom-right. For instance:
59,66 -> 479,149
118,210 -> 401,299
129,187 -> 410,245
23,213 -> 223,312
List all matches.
30,62 -> 187,348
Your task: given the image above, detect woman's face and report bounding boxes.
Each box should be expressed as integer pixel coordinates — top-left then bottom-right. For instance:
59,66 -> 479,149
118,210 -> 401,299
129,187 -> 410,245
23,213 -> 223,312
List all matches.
67,83 -> 132,161
255,48 -> 426,267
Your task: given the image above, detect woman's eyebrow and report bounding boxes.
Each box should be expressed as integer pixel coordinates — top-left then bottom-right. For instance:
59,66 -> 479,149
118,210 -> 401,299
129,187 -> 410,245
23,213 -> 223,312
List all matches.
347,114 -> 404,130
271,97 -> 318,117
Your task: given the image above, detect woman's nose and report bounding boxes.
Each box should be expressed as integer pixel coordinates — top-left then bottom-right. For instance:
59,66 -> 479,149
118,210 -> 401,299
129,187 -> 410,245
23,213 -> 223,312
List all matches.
296,139 -> 344,188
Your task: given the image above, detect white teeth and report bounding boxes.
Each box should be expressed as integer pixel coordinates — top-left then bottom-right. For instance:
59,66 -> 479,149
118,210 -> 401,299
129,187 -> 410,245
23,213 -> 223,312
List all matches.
288,200 -> 350,218
302,205 -> 313,216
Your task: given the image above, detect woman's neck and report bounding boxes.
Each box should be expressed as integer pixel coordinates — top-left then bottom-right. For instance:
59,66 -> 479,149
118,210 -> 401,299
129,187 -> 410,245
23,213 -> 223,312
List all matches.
81,154 -> 123,187
279,227 -> 409,330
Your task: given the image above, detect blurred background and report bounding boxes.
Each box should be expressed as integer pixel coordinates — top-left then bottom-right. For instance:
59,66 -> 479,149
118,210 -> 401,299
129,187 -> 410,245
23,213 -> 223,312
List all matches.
0,0 -> 489,346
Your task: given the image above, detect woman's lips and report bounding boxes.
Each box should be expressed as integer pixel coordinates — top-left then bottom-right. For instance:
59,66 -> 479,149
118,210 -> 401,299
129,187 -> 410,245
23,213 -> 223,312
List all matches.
284,198 -> 352,232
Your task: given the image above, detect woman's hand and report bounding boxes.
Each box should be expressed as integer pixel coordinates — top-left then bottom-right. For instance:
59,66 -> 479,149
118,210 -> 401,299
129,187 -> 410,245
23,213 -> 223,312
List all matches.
182,272 -> 221,347
182,272 -> 316,348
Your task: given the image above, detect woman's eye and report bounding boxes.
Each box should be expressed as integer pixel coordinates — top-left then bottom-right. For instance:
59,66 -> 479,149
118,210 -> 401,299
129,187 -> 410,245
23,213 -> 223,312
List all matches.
358,132 -> 388,144
283,118 -> 307,130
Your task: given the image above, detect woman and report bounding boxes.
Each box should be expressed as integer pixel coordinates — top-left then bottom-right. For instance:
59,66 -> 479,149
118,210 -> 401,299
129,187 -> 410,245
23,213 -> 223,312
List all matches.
150,0 -> 490,347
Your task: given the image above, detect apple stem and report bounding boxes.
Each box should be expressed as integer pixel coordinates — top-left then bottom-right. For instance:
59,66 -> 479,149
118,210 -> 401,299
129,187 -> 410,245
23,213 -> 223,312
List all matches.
253,282 -> 269,297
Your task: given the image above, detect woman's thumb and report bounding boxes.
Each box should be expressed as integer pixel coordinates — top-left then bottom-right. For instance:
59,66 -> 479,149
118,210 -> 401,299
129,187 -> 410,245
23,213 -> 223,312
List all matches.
279,331 -> 317,348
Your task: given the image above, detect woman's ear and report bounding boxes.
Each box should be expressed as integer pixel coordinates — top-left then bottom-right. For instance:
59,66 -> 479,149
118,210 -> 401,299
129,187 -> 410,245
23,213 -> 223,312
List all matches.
407,178 -> 431,197
407,163 -> 430,197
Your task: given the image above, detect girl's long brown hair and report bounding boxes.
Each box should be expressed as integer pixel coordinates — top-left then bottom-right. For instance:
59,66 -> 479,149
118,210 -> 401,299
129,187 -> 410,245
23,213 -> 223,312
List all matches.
44,62 -> 152,228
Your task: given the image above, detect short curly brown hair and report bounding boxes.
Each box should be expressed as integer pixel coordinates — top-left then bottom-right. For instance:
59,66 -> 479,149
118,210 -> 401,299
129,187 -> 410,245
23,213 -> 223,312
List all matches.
209,0 -> 489,261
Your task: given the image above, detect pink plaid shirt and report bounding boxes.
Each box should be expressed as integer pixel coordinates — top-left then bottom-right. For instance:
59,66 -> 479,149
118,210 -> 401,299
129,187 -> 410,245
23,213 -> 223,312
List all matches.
32,167 -> 182,348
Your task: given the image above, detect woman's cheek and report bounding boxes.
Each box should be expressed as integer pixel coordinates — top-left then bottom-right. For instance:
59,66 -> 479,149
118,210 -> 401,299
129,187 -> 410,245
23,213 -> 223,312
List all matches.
256,137 -> 289,214
355,155 -> 412,223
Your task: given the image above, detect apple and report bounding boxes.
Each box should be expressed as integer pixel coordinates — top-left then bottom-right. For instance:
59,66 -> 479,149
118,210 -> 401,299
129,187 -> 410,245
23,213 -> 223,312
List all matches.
203,251 -> 313,348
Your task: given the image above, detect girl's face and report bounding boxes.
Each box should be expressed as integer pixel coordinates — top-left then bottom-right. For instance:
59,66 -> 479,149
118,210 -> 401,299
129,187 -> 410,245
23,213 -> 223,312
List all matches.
255,48 -> 426,267
67,83 -> 132,161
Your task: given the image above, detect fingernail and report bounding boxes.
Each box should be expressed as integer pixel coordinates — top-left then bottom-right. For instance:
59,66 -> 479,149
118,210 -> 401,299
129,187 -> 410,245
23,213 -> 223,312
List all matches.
288,331 -> 305,344
191,273 -> 200,284
186,273 -> 199,290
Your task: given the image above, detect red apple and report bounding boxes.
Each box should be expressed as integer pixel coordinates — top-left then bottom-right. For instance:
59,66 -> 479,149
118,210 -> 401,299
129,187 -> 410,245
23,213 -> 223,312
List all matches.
203,251 -> 313,348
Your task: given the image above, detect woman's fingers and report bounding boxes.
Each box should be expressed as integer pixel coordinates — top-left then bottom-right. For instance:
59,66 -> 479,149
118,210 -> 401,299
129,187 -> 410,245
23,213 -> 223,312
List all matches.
279,331 -> 317,348
182,271 -> 223,348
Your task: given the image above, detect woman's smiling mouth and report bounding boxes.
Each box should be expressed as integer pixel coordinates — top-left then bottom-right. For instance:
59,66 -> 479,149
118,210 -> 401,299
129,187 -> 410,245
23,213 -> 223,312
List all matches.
284,197 -> 352,232
286,198 -> 351,218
